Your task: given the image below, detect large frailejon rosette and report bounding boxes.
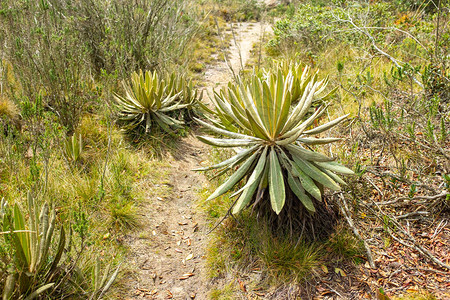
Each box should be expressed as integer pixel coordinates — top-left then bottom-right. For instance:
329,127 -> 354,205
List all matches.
196,68 -> 353,215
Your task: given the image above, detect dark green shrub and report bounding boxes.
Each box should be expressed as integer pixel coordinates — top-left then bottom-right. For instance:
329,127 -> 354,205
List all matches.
0,1 -> 98,133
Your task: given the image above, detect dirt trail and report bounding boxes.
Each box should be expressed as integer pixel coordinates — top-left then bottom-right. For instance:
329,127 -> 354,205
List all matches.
203,22 -> 267,96
121,21 -> 270,300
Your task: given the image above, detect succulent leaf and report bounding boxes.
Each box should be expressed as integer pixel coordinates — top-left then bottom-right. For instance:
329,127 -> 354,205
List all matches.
269,147 -> 286,214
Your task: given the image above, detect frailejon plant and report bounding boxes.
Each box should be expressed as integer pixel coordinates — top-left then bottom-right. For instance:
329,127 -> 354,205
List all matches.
165,72 -> 203,122
263,60 -> 336,103
64,133 -> 83,164
114,70 -> 188,134
195,70 -> 352,233
1,192 -> 65,299
202,60 -> 335,136
0,193 -> 119,299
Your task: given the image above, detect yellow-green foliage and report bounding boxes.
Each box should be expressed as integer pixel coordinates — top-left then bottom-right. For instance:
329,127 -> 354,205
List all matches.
0,95 -> 18,121
207,211 -> 323,283
187,16 -> 224,74
392,291 -> 438,300
0,112 -> 173,279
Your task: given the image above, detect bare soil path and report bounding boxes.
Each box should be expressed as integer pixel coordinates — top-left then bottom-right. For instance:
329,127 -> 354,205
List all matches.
120,21 -> 270,300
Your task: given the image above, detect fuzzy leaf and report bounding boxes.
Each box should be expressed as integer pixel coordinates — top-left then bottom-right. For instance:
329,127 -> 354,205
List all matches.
269,147 -> 285,214
286,144 -> 334,162
292,157 -> 341,191
287,173 -> 316,212
197,136 -> 257,148
207,150 -> 260,201
316,161 -> 354,175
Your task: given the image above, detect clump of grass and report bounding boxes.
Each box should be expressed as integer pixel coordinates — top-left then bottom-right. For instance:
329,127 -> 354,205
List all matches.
207,211 -> 323,284
109,201 -> 140,231
0,95 -> 18,120
79,114 -> 111,149
210,283 -> 236,300
326,223 -> 365,263
260,234 -> 323,282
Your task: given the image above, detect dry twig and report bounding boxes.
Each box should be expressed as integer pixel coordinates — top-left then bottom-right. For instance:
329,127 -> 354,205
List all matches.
335,192 -> 376,268
364,182 -> 450,270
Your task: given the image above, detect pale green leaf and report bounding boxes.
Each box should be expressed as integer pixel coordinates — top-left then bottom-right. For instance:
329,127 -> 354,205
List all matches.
286,144 -> 334,162
292,157 -> 341,191
232,147 -> 268,214
287,173 -> 316,212
269,147 -> 285,214
196,136 -> 257,148
231,146 -> 268,197
193,145 -> 259,171
304,114 -> 349,135
289,160 -> 322,201
297,137 -> 342,145
316,161 -> 354,175
207,151 -> 260,201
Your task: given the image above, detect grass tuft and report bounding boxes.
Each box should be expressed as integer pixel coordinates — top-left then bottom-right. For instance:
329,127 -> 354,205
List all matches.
109,201 -> 140,231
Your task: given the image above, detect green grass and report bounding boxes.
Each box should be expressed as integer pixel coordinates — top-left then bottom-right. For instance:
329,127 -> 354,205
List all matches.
210,283 -> 236,300
204,192 -> 326,288
326,224 -> 365,264
0,110 -> 174,296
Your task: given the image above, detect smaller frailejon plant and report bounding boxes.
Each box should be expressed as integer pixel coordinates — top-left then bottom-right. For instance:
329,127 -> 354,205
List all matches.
1,192 -> 64,299
64,133 -> 83,164
165,72 -> 203,122
113,70 -> 188,134
264,60 -> 336,104
0,193 -> 119,299
196,68 -> 352,234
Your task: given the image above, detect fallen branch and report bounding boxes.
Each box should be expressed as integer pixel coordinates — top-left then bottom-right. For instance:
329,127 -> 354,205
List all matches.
335,192 -> 376,268
396,211 -> 429,219
364,188 -> 450,270
386,227 -> 450,271
366,191 -> 449,207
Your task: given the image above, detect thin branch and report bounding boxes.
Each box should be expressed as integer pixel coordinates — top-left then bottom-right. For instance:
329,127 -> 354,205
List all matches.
364,184 -> 450,270
335,192 -> 376,268
214,18 -> 237,81
230,24 -> 245,73
356,26 -> 427,51
206,196 -> 240,235
396,211 -> 429,219
335,13 -> 424,88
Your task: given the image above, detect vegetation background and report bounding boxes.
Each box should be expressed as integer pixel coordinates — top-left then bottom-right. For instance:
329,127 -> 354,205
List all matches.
0,0 -> 448,299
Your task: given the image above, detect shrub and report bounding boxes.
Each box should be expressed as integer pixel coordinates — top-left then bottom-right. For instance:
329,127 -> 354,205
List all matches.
70,0 -> 198,76
0,1 -> 97,133
0,0 -> 198,132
